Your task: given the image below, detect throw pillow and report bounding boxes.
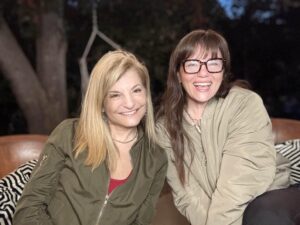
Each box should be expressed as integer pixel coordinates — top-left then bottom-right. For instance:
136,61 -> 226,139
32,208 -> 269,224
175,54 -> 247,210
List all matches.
0,160 -> 37,225
275,139 -> 300,184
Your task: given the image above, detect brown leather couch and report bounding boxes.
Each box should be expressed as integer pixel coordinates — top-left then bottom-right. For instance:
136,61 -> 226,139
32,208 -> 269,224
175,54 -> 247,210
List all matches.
1,118 -> 300,225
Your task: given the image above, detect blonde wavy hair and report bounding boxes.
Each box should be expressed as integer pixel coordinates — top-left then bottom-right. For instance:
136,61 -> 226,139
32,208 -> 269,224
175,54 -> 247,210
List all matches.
74,50 -> 156,172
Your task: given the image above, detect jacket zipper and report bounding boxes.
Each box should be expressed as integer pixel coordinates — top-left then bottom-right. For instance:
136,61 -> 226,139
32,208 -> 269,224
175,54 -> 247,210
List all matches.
95,145 -> 136,225
31,154 -> 48,177
95,194 -> 109,225
95,175 -> 113,225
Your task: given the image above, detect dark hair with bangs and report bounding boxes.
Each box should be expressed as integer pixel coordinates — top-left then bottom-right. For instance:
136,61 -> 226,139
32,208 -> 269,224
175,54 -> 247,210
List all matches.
157,29 -> 232,185
170,29 -> 232,98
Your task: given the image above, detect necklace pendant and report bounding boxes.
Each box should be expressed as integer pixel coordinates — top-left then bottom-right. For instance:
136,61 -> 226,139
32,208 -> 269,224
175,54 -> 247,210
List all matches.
195,124 -> 201,134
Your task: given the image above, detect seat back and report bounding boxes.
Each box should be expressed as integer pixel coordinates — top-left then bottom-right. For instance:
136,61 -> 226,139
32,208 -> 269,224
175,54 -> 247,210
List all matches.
0,134 -> 47,178
271,118 -> 300,144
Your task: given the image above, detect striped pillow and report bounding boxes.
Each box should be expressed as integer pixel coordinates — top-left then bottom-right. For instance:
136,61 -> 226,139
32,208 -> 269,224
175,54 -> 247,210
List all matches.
275,139 -> 300,183
0,160 -> 37,225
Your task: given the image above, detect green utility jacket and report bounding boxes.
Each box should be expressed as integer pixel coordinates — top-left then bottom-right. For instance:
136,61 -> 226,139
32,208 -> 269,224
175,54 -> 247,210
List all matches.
13,119 -> 167,225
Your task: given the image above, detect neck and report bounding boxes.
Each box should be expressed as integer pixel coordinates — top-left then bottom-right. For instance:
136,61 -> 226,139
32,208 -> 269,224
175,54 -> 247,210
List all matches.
185,102 -> 206,121
111,128 -> 138,144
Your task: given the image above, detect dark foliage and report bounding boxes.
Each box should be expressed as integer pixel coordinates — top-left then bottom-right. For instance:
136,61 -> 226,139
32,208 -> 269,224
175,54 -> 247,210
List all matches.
0,0 -> 299,134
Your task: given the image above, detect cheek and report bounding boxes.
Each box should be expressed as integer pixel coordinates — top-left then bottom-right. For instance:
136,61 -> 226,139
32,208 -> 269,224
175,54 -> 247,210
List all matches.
139,95 -> 147,107
215,73 -> 224,84
179,73 -> 193,85
139,91 -> 147,103
180,77 -> 194,92
103,100 -> 117,114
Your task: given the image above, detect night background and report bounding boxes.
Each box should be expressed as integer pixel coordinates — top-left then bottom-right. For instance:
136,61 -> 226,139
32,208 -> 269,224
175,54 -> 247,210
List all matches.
0,0 -> 299,135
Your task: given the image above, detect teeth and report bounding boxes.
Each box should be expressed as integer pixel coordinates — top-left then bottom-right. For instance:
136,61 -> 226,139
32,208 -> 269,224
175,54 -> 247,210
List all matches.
194,82 -> 211,87
122,110 -> 136,115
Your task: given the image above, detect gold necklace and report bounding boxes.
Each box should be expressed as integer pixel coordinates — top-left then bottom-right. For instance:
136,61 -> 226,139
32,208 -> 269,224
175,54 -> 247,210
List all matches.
112,131 -> 138,144
184,109 -> 200,124
184,109 -> 201,133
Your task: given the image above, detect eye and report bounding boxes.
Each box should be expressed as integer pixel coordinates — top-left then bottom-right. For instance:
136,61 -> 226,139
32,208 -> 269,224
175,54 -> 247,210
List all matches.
108,93 -> 121,98
185,61 -> 199,68
208,59 -> 222,66
133,88 -> 142,93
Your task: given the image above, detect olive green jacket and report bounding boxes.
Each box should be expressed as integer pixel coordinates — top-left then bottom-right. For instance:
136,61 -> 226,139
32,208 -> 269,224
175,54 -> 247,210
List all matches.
13,119 -> 167,225
156,87 -> 290,225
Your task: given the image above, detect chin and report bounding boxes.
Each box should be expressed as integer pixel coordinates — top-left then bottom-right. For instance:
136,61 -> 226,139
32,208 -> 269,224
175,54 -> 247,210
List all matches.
122,119 -> 143,128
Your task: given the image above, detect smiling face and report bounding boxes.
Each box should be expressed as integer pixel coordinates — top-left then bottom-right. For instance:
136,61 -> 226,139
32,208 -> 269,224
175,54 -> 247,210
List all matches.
179,45 -> 224,110
103,68 -> 147,133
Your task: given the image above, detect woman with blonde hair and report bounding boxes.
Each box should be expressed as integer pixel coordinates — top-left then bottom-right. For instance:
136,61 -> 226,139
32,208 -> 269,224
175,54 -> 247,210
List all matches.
13,50 -> 167,225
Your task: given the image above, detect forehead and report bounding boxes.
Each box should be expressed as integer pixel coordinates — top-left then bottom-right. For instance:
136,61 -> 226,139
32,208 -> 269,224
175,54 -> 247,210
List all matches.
187,45 -> 221,60
109,68 -> 143,91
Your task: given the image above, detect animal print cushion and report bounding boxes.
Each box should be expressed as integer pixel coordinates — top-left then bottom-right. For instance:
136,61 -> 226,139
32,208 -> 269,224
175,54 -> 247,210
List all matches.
275,139 -> 300,183
0,160 -> 37,225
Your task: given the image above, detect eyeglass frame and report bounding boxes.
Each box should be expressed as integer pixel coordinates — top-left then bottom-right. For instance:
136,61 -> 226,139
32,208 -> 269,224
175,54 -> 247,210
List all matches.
181,58 -> 226,74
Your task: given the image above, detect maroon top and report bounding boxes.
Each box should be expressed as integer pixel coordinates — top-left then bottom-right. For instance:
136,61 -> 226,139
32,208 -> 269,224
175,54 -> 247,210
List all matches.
108,176 -> 129,194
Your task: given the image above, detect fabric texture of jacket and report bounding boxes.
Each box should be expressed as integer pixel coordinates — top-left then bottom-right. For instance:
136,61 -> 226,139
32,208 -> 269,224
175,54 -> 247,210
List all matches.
13,119 -> 167,225
156,87 -> 290,225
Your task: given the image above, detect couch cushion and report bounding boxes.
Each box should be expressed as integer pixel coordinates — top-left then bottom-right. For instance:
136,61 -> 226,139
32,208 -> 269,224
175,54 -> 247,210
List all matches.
275,139 -> 300,183
0,160 -> 37,225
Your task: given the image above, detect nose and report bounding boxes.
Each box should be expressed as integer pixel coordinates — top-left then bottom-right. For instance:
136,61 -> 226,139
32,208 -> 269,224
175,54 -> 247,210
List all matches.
197,64 -> 209,77
123,93 -> 135,108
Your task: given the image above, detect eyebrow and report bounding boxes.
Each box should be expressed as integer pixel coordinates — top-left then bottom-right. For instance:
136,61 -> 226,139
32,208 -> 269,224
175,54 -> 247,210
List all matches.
131,84 -> 143,89
107,84 -> 143,93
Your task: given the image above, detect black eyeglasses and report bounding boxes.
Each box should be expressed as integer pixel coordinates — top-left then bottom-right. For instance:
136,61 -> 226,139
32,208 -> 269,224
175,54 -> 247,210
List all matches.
182,58 -> 225,74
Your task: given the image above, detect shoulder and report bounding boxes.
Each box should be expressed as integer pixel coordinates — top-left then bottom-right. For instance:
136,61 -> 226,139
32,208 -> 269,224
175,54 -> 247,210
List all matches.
54,118 -> 78,131
141,136 -> 167,168
153,143 -> 168,162
47,118 -> 79,147
155,118 -> 173,151
153,144 -> 168,173
221,87 -> 271,126
227,86 -> 263,103
221,87 -> 265,113
150,138 -> 168,163
155,118 -> 168,136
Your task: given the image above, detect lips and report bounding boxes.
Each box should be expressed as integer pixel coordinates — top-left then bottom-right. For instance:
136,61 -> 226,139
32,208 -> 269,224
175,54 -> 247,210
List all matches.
193,82 -> 212,87
120,109 -> 138,116
119,105 -> 146,116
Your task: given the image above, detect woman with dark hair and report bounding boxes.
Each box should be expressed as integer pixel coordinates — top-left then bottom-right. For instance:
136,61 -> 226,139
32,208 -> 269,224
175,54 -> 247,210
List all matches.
156,29 -> 300,225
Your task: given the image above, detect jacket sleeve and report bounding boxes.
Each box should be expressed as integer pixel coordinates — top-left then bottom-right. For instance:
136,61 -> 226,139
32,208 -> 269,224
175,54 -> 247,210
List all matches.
205,92 -> 276,225
132,151 -> 167,225
155,123 -> 209,225
13,121 -> 70,225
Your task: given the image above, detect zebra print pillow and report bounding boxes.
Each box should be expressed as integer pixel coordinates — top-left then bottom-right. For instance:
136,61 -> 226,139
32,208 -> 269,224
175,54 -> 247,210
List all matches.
0,160 -> 37,225
275,139 -> 300,183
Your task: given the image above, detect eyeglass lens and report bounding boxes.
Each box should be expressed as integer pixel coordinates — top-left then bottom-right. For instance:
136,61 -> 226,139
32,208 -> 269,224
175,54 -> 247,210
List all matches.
184,59 -> 223,73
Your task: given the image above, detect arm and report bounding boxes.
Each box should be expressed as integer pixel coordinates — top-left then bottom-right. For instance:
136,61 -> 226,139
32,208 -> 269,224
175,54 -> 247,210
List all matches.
132,155 -> 167,225
13,121 -> 71,225
205,92 -> 276,225
156,123 -> 209,225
